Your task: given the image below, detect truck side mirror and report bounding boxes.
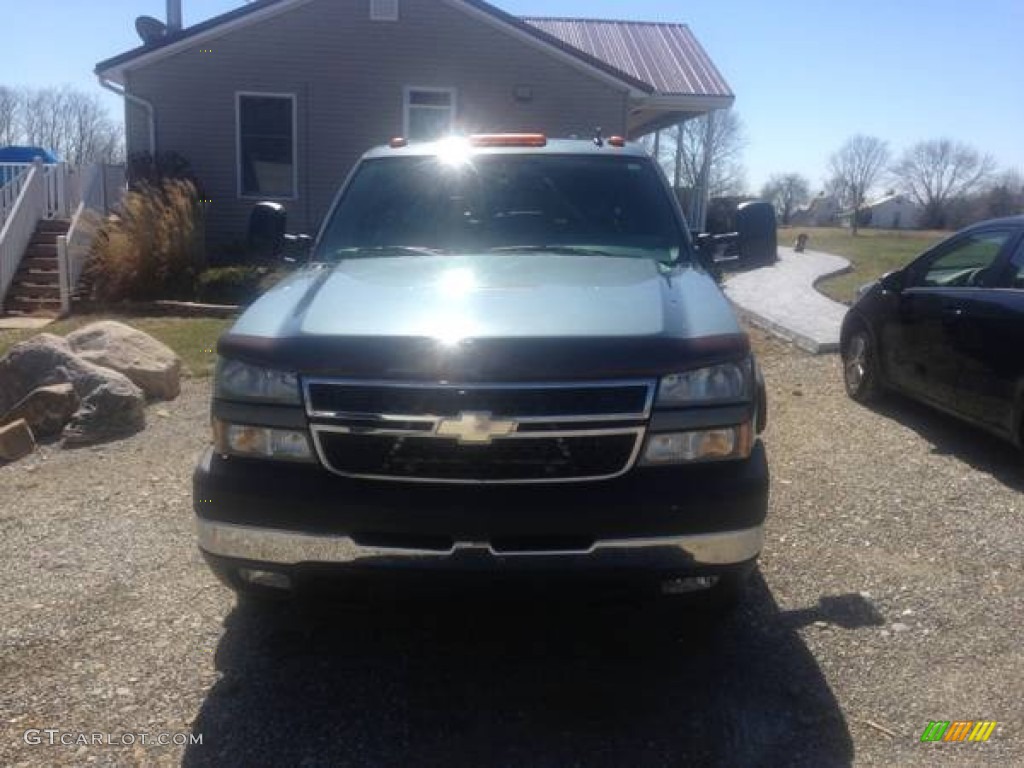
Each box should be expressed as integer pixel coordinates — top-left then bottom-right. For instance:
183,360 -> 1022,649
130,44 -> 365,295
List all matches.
735,201 -> 778,267
247,202 -> 287,260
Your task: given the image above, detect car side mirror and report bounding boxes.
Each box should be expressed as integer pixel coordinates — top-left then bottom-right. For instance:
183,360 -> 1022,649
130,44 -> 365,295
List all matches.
247,202 -> 287,260
735,201 -> 778,267
879,270 -> 904,293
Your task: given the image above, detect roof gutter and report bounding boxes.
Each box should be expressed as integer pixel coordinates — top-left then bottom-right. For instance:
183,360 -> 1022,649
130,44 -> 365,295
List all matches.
98,76 -> 156,156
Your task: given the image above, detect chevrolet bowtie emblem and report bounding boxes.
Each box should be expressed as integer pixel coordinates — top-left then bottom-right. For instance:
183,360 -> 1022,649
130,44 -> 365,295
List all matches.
436,412 -> 518,444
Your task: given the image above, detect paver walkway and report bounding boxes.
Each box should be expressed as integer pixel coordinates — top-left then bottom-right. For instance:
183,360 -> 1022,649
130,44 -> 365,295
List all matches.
724,246 -> 851,353
0,316 -> 54,331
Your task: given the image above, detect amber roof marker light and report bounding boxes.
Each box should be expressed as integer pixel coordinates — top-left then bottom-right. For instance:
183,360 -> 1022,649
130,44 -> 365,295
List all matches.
608,136 -> 626,148
470,133 -> 548,148
389,137 -> 409,149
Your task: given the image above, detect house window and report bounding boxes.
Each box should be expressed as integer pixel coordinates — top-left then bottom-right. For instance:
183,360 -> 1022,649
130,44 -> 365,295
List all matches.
404,88 -> 456,141
370,0 -> 399,21
237,93 -> 296,198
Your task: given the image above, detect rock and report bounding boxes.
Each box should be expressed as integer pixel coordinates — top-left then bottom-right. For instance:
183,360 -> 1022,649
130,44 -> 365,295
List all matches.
66,321 -> 182,400
0,383 -> 79,438
0,334 -> 145,447
0,419 -> 36,462
62,383 -> 146,448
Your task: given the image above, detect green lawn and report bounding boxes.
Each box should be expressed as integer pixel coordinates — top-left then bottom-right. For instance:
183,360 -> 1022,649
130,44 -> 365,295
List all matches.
0,316 -> 233,377
783,227 -> 949,304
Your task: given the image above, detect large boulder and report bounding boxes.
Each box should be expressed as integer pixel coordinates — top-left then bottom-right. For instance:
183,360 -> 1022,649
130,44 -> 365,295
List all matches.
0,333 -> 145,446
0,383 -> 79,438
66,321 -> 182,400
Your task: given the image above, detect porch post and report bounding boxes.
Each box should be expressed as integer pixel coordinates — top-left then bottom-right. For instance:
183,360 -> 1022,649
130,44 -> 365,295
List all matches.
696,111 -> 716,232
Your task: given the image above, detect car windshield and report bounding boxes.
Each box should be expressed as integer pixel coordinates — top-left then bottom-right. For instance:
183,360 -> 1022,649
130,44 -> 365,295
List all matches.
315,153 -> 687,263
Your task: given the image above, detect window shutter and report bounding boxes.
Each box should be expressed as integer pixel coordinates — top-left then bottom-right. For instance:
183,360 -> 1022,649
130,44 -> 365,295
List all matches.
370,0 -> 399,21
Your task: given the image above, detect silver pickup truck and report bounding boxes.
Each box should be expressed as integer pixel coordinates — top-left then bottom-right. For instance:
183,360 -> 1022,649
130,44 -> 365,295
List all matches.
194,134 -> 772,611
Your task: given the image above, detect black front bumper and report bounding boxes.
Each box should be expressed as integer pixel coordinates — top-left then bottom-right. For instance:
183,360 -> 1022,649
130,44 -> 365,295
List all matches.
193,442 -> 768,576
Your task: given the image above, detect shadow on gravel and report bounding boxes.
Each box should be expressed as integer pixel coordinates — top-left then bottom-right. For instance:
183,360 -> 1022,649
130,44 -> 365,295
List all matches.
184,574 -> 855,768
869,394 -> 1023,491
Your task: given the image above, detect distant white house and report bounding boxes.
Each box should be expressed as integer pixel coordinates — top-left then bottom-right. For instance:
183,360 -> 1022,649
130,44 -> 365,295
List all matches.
790,194 -> 841,227
839,193 -> 922,230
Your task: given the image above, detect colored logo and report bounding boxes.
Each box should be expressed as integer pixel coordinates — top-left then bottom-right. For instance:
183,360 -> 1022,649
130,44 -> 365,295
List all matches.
920,721 -> 996,743
436,411 -> 517,444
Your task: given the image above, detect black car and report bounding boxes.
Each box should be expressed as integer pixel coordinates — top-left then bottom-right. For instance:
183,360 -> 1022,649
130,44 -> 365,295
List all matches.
195,134 -> 775,610
840,216 -> 1024,449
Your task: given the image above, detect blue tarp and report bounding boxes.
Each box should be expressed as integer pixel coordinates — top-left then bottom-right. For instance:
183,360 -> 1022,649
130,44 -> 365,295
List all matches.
0,147 -> 59,187
0,146 -> 59,163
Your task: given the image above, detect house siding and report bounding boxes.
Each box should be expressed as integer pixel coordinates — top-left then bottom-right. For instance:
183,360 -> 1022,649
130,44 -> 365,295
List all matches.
123,0 -> 630,242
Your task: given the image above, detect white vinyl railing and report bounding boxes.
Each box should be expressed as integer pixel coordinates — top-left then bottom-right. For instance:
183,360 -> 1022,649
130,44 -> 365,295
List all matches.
1,159 -> 121,312
58,164 -> 125,312
0,164 -> 34,230
0,160 -> 47,305
0,161 -> 76,224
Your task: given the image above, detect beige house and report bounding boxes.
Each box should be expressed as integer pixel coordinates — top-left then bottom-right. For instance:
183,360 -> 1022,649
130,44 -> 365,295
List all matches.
96,0 -> 734,241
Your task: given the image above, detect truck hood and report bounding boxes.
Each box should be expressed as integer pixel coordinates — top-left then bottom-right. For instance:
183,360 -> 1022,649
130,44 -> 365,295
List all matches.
221,254 -> 748,380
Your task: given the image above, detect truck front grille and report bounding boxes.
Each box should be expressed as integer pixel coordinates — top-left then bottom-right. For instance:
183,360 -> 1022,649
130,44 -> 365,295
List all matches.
316,431 -> 641,482
304,379 -> 654,484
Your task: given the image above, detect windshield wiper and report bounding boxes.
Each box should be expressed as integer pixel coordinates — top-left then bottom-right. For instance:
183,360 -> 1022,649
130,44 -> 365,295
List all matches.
329,245 -> 450,259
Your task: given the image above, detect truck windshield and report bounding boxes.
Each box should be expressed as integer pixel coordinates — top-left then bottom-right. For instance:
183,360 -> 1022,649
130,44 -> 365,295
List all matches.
316,153 -> 688,263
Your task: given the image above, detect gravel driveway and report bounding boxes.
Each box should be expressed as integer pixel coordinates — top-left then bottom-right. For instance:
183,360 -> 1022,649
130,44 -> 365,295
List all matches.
2,330 -> 1021,767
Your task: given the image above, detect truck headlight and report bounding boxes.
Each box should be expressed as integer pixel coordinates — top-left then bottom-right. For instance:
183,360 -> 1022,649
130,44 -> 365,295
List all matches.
213,419 -> 314,462
215,359 -> 301,405
641,424 -> 752,465
656,360 -> 752,405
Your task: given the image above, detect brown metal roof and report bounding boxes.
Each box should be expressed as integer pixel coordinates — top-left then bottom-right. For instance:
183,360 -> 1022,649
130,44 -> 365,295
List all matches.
96,0 -> 732,102
520,17 -> 733,98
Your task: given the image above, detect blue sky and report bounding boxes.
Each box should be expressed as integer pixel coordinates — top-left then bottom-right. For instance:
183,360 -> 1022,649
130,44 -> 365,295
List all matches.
3,0 -> 1022,191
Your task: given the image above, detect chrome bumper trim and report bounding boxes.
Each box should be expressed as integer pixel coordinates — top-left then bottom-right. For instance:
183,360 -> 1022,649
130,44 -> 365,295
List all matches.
197,520 -> 764,567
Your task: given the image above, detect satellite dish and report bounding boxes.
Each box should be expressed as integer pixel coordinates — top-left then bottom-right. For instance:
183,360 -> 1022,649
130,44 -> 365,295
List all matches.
135,16 -> 168,45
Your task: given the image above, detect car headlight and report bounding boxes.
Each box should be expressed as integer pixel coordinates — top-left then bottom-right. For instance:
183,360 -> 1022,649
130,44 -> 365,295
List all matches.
215,359 -> 301,405
212,419 -> 314,462
656,360 -> 752,405
641,424 -> 752,465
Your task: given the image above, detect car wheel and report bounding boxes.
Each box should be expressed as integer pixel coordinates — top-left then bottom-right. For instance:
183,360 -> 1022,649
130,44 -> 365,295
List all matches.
843,327 -> 881,403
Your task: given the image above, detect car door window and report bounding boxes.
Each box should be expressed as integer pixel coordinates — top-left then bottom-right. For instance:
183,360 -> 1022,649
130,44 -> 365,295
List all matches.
1004,239 -> 1024,289
911,231 -> 1012,288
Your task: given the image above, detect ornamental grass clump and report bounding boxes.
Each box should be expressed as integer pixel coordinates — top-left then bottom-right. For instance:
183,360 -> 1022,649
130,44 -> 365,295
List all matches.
87,179 -> 206,302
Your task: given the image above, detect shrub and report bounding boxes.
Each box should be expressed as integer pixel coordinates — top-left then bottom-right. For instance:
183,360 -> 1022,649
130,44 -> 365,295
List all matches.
195,266 -> 289,305
86,179 -> 206,302
195,267 -> 263,305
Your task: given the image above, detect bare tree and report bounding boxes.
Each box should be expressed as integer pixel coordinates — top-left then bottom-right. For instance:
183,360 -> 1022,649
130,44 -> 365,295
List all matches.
677,109 -> 747,197
647,109 -> 747,197
0,86 -> 19,146
760,173 -> 810,225
827,135 -> 890,235
15,86 -> 123,165
892,139 -> 997,229
976,168 -> 1024,221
